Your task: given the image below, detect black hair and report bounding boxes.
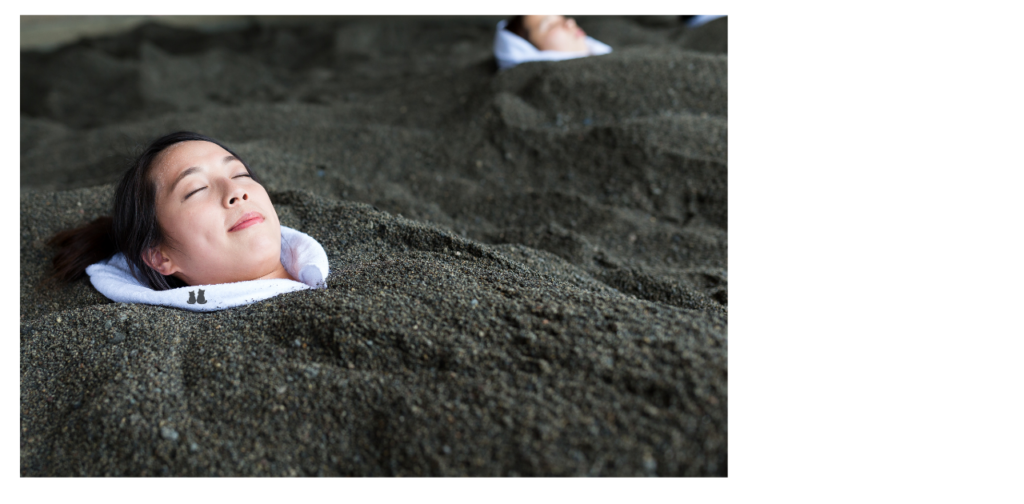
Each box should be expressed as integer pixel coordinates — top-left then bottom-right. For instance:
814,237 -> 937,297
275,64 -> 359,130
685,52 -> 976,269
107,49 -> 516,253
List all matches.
505,16 -> 529,41
47,131 -> 263,290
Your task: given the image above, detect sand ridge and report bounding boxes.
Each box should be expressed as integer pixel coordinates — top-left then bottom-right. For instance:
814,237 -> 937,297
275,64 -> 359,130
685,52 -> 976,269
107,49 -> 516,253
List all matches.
21,16 -> 727,476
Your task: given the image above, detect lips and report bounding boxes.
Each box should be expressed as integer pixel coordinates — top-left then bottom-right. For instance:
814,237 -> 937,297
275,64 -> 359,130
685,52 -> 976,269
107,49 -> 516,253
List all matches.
229,211 -> 265,232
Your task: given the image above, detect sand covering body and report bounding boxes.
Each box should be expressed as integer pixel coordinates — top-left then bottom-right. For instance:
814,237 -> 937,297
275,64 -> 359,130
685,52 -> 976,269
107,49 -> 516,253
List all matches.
85,225 -> 328,312
493,19 -> 612,70
21,17 -> 728,476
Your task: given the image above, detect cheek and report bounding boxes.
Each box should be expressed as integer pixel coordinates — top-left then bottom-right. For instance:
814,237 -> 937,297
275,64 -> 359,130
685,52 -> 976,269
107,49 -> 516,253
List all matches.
542,31 -> 572,50
257,190 -> 281,223
184,203 -> 216,231
162,206 -> 215,248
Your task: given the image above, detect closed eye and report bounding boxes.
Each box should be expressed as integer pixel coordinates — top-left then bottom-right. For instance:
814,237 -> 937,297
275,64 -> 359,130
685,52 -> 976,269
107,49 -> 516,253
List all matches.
184,174 -> 249,199
184,186 -> 206,200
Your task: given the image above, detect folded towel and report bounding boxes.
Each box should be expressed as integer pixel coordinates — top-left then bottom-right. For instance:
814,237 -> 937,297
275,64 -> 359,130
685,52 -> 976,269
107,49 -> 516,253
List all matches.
85,226 -> 329,312
493,19 -> 612,71
686,15 -> 726,29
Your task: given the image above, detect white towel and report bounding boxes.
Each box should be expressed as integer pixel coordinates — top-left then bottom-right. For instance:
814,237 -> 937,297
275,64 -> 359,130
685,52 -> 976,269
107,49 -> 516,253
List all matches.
493,19 -> 612,71
85,226 -> 329,312
686,15 -> 726,29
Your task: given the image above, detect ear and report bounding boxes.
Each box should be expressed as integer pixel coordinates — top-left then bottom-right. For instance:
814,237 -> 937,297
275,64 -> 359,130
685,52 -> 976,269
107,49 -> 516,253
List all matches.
141,246 -> 180,276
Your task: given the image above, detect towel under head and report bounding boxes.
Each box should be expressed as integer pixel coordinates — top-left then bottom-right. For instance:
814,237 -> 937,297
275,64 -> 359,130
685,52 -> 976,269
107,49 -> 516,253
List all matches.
493,19 -> 612,71
85,225 -> 329,312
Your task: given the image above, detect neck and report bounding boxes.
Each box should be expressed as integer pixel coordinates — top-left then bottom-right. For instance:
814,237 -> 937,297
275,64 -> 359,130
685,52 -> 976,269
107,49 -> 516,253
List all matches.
257,263 -> 296,282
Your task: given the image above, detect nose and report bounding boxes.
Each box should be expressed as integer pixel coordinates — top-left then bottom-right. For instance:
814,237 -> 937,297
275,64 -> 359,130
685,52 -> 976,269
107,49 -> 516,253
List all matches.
225,181 -> 249,206
566,17 -> 577,28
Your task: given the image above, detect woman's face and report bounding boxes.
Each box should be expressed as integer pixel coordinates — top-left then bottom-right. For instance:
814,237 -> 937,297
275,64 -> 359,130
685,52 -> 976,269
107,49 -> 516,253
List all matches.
522,15 -> 589,53
144,140 -> 283,286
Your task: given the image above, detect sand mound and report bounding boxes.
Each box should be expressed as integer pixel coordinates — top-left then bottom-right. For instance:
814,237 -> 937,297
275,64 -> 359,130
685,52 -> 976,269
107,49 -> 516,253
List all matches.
21,16 -> 727,476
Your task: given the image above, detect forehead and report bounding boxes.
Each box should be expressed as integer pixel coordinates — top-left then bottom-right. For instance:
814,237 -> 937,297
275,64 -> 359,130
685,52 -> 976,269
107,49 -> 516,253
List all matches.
151,141 -> 231,181
523,15 -> 560,32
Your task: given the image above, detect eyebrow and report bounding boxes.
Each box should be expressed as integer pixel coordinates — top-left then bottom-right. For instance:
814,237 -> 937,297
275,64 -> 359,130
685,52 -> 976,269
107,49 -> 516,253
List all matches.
167,155 -> 239,195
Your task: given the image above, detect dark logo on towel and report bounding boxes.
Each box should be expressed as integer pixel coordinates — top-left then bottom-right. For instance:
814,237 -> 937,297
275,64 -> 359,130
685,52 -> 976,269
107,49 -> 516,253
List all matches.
187,289 -> 208,305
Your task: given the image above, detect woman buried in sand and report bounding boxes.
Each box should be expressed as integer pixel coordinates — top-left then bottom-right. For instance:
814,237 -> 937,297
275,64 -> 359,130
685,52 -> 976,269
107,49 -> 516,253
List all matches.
493,15 -> 612,70
47,131 -> 328,312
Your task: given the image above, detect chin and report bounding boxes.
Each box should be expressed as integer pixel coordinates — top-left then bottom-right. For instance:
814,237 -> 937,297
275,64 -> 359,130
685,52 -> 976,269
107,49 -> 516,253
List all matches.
250,223 -> 283,249
251,238 -> 283,266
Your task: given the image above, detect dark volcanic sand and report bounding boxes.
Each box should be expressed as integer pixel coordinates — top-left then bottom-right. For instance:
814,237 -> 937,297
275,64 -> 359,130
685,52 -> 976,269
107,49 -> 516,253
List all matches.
20,16 -> 727,476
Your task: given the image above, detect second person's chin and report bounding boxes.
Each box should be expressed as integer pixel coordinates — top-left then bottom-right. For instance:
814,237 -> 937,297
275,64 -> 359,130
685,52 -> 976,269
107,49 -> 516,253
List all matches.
566,40 -> 589,53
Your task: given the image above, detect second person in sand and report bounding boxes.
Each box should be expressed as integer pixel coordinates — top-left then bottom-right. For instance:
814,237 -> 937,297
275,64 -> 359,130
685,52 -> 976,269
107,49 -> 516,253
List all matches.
493,15 -> 612,70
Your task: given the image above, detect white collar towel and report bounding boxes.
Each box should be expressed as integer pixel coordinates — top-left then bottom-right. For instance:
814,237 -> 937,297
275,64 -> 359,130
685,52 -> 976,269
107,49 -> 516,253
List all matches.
493,19 -> 612,71
85,226 -> 329,312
